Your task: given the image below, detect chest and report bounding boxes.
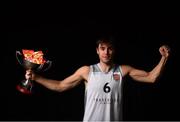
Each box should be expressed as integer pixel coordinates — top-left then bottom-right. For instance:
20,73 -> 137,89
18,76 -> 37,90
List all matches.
87,72 -> 122,94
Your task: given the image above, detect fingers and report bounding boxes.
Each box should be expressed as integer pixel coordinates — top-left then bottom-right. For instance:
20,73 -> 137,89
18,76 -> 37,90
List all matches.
25,70 -> 33,80
159,45 -> 171,58
160,45 -> 171,53
161,45 -> 171,52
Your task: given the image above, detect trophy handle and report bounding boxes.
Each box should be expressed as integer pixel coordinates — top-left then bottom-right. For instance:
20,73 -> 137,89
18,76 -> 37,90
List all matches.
16,51 -> 24,65
37,60 -> 52,72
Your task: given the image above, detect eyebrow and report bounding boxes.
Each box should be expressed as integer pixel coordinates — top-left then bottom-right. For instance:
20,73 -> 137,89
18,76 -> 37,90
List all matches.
99,45 -> 113,48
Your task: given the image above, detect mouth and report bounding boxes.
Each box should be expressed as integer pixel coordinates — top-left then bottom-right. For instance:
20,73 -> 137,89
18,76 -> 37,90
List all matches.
102,56 -> 111,60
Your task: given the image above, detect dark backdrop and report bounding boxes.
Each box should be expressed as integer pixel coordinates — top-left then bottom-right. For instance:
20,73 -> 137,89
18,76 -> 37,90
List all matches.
1,1 -> 180,121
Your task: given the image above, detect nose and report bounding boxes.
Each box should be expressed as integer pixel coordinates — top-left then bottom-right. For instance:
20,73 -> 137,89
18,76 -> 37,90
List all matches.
104,49 -> 109,55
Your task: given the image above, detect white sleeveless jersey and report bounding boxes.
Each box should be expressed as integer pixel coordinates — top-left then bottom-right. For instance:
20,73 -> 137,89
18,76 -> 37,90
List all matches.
83,63 -> 123,121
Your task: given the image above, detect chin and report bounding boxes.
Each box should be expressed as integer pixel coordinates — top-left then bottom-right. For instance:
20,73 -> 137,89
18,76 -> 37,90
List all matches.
102,60 -> 111,64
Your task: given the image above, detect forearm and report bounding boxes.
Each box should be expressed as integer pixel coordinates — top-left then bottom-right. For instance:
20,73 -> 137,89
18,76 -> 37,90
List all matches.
149,56 -> 168,82
34,75 -> 62,92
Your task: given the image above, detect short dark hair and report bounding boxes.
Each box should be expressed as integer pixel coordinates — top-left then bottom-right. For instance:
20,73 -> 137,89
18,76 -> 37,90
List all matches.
96,37 -> 115,48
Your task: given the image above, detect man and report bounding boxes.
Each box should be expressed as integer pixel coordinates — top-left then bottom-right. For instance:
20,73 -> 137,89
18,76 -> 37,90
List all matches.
26,38 -> 170,121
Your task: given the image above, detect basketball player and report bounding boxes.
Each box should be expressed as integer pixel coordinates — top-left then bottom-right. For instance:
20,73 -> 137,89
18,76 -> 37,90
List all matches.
25,38 -> 170,121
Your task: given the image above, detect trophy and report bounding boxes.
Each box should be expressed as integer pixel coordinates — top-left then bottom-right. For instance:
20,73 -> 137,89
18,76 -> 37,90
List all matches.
16,49 -> 52,94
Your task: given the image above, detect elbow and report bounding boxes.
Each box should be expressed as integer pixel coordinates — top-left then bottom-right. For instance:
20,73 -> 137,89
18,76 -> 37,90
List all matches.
149,77 -> 157,83
53,82 -> 65,92
148,72 -> 159,83
56,82 -> 72,92
151,76 -> 161,83
56,83 -> 66,92
56,87 -> 64,92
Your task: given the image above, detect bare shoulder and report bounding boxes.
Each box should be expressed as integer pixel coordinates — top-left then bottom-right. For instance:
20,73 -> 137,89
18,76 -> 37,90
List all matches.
75,65 -> 90,81
77,65 -> 90,73
121,65 -> 132,69
120,65 -> 133,76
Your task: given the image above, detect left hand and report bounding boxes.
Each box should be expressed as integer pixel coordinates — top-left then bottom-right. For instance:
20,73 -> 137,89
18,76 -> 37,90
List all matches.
159,45 -> 170,58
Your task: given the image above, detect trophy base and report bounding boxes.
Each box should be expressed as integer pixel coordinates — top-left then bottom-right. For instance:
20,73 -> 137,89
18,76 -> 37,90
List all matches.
16,85 -> 32,94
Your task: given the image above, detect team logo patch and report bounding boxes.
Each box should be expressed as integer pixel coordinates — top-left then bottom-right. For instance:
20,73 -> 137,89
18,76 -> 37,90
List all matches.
113,73 -> 120,81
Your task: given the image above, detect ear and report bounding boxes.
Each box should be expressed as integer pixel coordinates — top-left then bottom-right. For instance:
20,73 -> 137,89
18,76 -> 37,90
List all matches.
96,48 -> 99,54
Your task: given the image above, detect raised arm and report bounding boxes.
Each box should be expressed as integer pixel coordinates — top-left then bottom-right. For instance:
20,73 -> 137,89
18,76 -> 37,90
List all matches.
121,45 -> 170,83
26,66 -> 90,92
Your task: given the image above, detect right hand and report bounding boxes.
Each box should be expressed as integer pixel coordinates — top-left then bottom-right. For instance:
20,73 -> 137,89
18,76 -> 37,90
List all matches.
25,70 -> 34,80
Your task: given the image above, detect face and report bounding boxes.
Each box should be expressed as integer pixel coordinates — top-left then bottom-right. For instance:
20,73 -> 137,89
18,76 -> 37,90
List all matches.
96,43 -> 114,64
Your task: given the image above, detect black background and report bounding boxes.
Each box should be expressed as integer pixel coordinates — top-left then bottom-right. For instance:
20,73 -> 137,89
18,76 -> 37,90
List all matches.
1,1 -> 180,121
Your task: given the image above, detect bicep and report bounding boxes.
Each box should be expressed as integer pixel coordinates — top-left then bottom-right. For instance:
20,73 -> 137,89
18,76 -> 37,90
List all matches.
60,73 -> 83,89
122,65 -> 150,82
58,66 -> 89,91
129,68 -> 149,79
130,68 -> 156,83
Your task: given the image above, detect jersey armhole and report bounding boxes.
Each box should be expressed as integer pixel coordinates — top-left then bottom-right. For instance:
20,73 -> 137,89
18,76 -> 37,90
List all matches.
85,65 -> 93,91
87,65 -> 93,82
119,65 -> 123,78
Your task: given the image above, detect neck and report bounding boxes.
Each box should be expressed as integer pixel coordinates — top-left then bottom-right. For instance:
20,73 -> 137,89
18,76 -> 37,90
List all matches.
99,61 -> 114,73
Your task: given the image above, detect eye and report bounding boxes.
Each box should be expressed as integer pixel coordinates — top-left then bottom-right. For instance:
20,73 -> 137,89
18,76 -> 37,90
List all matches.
108,47 -> 113,52
100,47 -> 105,50
109,47 -> 112,50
